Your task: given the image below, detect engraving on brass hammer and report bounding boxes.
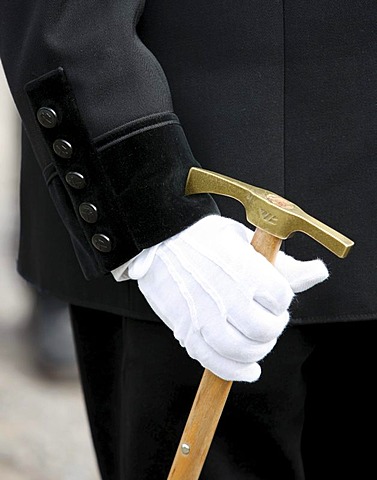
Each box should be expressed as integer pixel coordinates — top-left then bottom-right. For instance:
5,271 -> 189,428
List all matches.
259,208 -> 278,225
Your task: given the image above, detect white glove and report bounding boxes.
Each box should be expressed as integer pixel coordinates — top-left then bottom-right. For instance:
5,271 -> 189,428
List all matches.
112,215 -> 329,382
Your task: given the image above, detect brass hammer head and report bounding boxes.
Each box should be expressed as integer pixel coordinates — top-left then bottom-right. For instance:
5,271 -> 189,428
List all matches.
186,168 -> 354,258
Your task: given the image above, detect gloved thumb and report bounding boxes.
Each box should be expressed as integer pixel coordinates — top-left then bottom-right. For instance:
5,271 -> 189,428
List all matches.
274,251 -> 329,293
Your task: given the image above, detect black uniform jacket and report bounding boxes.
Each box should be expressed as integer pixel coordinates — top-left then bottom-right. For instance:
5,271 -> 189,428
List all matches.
1,0 -> 376,324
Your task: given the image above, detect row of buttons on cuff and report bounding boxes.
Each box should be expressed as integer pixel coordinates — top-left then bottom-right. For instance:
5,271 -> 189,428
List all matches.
37,107 -> 112,253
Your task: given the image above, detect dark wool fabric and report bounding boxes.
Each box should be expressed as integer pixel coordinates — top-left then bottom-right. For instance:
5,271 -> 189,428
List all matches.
1,1 -> 377,479
24,68 -> 219,278
1,0 -> 376,322
70,307 -> 377,480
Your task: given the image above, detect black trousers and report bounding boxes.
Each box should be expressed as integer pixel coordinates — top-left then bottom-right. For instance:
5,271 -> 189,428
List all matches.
70,305 -> 377,480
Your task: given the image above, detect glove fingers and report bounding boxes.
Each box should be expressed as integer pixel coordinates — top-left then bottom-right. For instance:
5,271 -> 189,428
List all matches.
201,319 -> 277,363
185,329 -> 262,382
163,245 -> 288,348
251,254 -> 294,315
132,216 -> 328,386
139,235 -> 290,360
227,302 -> 290,343
149,253 -> 281,363
175,234 -> 293,317
274,252 -> 329,293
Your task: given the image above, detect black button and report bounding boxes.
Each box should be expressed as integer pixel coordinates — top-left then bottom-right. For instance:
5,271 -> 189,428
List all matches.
53,139 -> 73,159
37,107 -> 58,128
65,172 -> 86,189
79,203 -> 98,223
92,234 -> 112,252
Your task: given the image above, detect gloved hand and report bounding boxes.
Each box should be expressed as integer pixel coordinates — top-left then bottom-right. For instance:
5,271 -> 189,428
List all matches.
112,215 -> 329,382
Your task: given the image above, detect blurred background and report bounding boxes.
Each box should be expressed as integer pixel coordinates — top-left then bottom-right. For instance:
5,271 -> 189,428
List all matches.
0,61 -> 100,480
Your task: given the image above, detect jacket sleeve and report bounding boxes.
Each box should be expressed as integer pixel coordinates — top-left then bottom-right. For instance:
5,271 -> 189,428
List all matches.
0,0 -> 219,279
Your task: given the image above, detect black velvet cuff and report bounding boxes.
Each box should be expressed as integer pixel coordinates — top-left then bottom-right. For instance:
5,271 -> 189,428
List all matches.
24,68 -> 219,279
95,119 -> 219,250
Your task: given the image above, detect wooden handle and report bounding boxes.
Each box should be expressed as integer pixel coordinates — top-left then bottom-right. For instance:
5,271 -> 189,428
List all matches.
167,229 -> 282,479
167,370 -> 232,479
251,229 -> 282,263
